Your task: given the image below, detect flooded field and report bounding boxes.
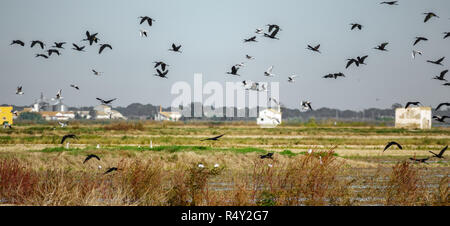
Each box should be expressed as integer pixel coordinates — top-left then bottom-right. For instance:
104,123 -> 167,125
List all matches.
0,122 -> 448,206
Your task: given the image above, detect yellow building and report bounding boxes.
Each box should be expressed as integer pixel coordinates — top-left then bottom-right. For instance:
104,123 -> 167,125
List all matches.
0,106 -> 13,125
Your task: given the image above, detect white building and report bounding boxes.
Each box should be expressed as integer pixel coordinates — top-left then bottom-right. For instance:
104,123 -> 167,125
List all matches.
395,107 -> 432,129
40,111 -> 75,121
155,106 -> 182,121
94,105 -> 126,120
257,108 -> 282,128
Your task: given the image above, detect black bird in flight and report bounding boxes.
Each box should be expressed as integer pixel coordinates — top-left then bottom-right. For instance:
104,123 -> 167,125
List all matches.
99,44 -> 112,54
104,167 -> 118,175
264,28 -> 280,40
154,61 -> 169,71
307,44 -> 321,53
61,134 -> 78,144
201,134 -> 225,141
154,69 -> 169,79
374,42 -> 389,51
380,1 -> 398,5
433,115 -> 449,123
427,57 -> 445,66
139,16 -> 155,26
357,56 -> 369,65
429,145 -> 447,159
346,58 -> 360,69
435,102 -> 450,111
413,37 -> 428,46
96,98 -> 117,105
16,86 -> 24,95
405,102 -> 420,108
384,141 -> 403,152
83,154 -> 101,164
47,49 -> 60,56
260,153 -> 274,159
169,43 -> 182,52
10,40 -> 25,46
433,70 -> 448,81
444,83 -> 450,86
35,54 -> 48,59
244,36 -> 257,43
72,43 -> 85,52
227,66 -> 240,76
70,84 -> 80,90
409,157 -> 430,163
423,12 -> 439,23
444,32 -> 450,39
52,42 -> 66,49
350,23 -> 363,30
31,40 -> 45,49
83,31 -> 100,45
266,24 -> 282,33
323,73 -> 345,79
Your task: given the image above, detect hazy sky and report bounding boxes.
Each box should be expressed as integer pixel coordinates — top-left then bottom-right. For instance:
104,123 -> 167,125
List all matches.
1,0 -> 449,111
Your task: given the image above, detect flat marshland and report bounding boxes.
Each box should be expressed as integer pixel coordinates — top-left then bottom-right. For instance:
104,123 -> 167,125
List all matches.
0,121 -> 448,206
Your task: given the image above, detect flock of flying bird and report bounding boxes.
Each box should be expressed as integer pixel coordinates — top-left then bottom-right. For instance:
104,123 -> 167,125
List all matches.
7,1 -> 450,171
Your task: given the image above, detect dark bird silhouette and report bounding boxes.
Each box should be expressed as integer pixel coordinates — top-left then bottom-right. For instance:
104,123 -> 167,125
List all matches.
154,69 -> 169,78
346,58 -> 360,69
444,83 -> 450,86
244,36 -> 257,42
227,66 -> 240,76
99,44 -> 112,54
357,55 -> 369,65
139,16 -> 155,26
72,43 -> 85,52
83,31 -> 100,45
169,43 -> 182,52
405,102 -> 421,108
435,102 -> 450,111
433,70 -> 448,81
35,54 -> 48,59
104,167 -> 118,175
61,134 -> 78,144
264,28 -> 280,40
423,12 -> 439,23
83,154 -> 101,164
10,40 -> 25,46
201,134 -> 225,141
96,98 -> 117,105
154,61 -> 169,71
429,145 -> 448,159
47,49 -> 60,56
374,42 -> 389,51
70,84 -> 79,90
427,57 -> 445,66
433,115 -> 449,123
307,44 -> 321,53
260,153 -> 274,159
444,32 -> 450,39
384,141 -> 403,152
266,24 -> 282,33
380,1 -> 398,5
30,40 -> 45,49
413,37 -> 428,46
52,42 -> 66,49
323,73 -> 345,79
409,157 -> 430,163
350,23 -> 363,30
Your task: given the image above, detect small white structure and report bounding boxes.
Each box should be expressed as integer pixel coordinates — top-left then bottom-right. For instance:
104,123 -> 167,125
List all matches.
395,107 -> 432,129
155,106 -> 182,121
40,111 -> 75,121
257,108 -> 282,128
94,105 -> 126,120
